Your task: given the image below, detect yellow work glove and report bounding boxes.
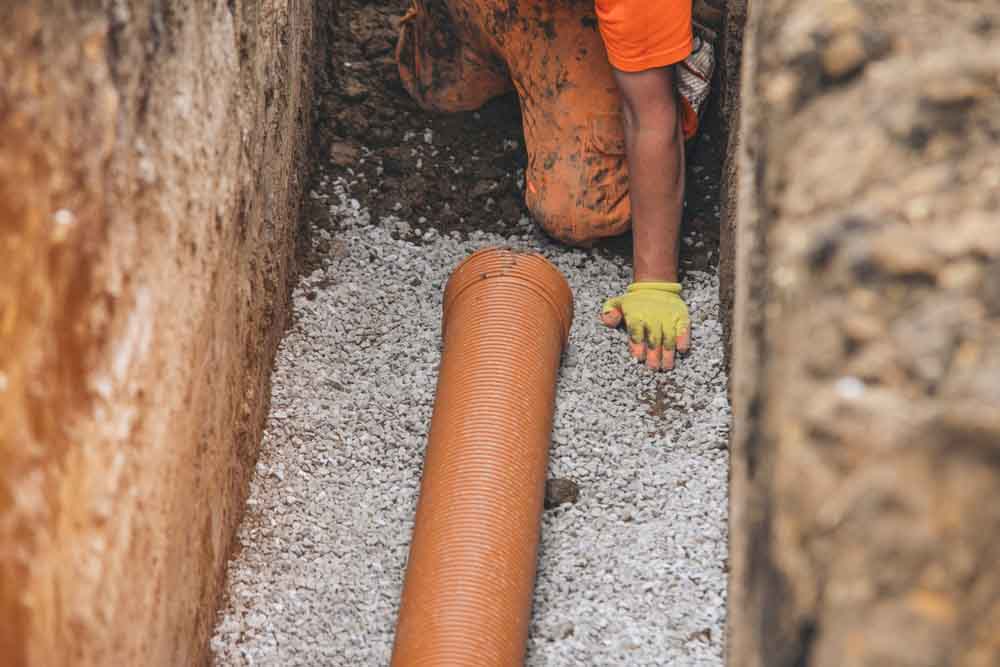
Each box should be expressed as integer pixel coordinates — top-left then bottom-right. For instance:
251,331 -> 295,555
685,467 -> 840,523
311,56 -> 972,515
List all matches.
601,281 -> 691,370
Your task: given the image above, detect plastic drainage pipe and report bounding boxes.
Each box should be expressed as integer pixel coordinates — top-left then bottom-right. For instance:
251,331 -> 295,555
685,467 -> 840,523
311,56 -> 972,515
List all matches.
391,247 -> 574,666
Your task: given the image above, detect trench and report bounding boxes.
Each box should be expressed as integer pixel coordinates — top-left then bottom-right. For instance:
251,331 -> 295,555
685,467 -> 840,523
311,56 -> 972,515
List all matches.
211,1 -> 735,664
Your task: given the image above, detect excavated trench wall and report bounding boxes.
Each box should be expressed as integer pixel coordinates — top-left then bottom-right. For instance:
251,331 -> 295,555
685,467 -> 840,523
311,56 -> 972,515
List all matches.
0,1 -> 324,664
727,1 -> 1000,666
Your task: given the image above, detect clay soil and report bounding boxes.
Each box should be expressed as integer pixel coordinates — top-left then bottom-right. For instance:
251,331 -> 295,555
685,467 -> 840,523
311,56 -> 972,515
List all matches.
305,0 -> 726,276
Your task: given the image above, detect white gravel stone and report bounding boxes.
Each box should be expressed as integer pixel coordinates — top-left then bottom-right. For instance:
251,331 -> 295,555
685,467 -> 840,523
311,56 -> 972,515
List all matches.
210,173 -> 729,666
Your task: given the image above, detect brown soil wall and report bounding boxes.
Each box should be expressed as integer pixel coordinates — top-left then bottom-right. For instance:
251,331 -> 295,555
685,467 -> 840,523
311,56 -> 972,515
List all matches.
718,0 -> 748,367
728,1 -> 1000,665
0,1 -> 321,665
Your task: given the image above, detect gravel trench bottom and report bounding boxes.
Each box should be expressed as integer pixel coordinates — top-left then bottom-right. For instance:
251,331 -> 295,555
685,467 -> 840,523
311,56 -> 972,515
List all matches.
211,173 -> 730,666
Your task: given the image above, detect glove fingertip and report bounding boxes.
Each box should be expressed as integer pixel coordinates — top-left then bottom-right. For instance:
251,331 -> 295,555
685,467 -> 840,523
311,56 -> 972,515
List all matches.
676,327 -> 691,353
600,307 -> 623,327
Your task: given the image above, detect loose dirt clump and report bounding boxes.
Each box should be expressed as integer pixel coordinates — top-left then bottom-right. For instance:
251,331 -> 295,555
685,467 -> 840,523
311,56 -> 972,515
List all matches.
544,478 -> 581,509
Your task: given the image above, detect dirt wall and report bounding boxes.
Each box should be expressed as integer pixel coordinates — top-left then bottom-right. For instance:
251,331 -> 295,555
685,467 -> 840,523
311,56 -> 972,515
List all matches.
728,1 -> 1000,665
718,0 -> 747,367
0,1 -> 320,664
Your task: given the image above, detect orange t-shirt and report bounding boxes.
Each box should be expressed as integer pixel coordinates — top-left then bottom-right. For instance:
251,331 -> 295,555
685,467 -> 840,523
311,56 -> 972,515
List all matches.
595,0 -> 693,72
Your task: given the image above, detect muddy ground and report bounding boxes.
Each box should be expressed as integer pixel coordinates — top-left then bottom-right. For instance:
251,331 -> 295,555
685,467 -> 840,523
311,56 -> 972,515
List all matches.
304,0 -> 725,275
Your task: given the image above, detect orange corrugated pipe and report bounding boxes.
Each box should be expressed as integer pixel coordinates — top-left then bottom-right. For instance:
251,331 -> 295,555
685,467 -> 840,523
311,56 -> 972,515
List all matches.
391,247 -> 574,666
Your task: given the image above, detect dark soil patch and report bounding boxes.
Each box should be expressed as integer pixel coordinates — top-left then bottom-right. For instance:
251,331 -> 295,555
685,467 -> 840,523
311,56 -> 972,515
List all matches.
305,0 -> 724,281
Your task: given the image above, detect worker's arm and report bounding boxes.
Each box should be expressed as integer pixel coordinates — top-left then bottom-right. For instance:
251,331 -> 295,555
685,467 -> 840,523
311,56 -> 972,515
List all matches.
600,65 -> 691,371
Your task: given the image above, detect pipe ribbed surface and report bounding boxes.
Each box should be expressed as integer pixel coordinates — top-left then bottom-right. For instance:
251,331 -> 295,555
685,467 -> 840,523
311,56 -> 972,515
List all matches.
391,248 -> 574,666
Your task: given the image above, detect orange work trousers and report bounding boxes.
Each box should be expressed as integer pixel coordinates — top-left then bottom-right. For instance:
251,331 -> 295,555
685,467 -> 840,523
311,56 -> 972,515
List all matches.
396,0 -> 694,246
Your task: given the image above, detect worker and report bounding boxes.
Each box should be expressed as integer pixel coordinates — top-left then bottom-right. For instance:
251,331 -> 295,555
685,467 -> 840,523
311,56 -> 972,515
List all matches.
596,1 -> 712,371
395,0 -> 714,371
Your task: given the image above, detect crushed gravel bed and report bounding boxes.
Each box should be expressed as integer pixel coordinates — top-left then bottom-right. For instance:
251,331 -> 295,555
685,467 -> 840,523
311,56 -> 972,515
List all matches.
210,172 -> 730,666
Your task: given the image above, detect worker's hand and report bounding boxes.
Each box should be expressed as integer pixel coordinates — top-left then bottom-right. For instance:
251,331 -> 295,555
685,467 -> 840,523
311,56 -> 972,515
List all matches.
600,281 -> 691,371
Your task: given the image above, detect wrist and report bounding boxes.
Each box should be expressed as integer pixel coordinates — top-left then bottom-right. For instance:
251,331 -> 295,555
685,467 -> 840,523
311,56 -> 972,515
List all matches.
633,264 -> 678,283
627,280 -> 682,295
634,272 -> 678,283
633,246 -> 679,283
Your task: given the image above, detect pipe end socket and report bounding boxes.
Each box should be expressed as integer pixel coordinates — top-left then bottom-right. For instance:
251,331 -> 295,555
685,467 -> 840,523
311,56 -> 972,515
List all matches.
442,247 -> 575,347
